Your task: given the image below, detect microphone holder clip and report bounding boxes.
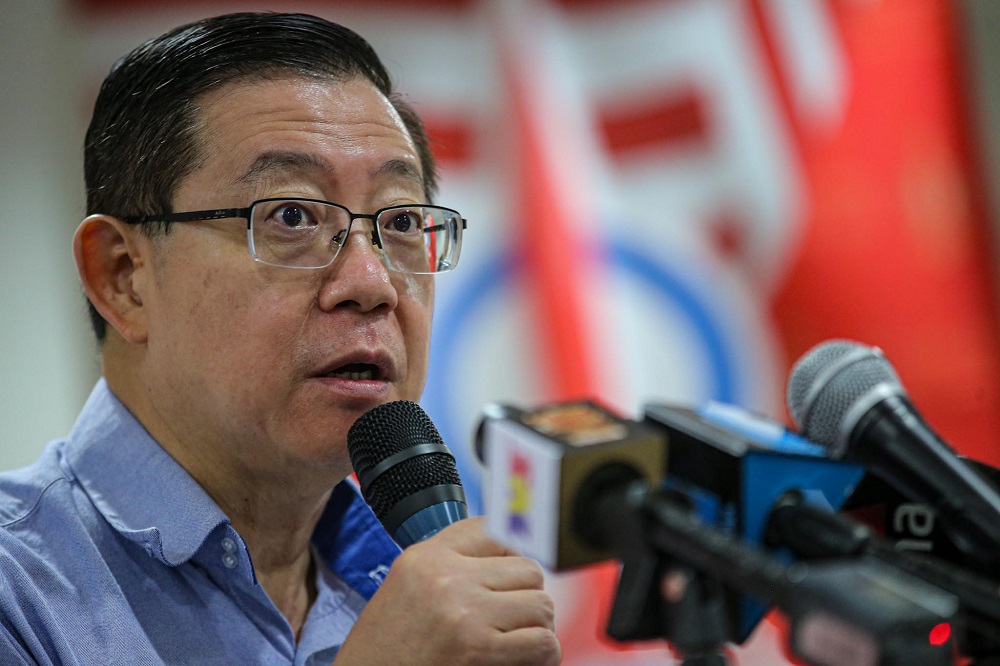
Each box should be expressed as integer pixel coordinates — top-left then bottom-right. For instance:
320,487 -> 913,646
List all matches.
604,486 -> 732,665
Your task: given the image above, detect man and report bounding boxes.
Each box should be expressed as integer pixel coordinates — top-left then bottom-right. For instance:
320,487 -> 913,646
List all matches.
0,12 -> 560,665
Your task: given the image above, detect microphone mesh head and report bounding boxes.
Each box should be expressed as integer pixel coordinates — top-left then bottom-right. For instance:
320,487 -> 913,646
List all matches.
347,400 -> 463,522
786,340 -> 903,447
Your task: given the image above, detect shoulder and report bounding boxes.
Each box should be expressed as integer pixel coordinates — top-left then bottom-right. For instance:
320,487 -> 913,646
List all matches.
0,441 -> 82,591
0,441 -> 72,529
0,444 -> 123,663
0,440 -> 98,595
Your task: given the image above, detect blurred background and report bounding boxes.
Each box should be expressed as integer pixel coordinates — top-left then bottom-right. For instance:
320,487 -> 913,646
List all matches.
4,0 -> 1000,663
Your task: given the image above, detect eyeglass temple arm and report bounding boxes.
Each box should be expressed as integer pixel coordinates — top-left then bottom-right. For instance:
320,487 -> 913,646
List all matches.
120,207 -> 252,224
423,218 -> 467,234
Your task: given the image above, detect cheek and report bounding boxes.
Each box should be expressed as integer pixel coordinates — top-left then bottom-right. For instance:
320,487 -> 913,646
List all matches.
397,273 -> 434,334
397,275 -> 435,388
156,270 -> 299,380
397,273 -> 434,310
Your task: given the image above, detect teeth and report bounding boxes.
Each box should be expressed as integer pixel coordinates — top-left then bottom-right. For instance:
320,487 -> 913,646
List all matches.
329,369 -> 375,380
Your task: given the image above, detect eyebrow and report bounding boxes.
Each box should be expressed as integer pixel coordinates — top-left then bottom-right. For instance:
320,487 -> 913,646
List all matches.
236,150 -> 333,185
235,151 -> 425,192
374,158 -> 424,187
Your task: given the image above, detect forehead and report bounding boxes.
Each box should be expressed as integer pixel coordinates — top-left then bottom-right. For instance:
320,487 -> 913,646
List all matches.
187,76 -> 423,195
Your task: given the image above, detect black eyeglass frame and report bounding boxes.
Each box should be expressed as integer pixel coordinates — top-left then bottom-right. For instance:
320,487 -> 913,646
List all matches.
120,197 -> 468,274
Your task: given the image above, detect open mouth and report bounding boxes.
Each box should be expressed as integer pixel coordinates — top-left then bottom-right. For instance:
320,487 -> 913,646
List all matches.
324,363 -> 382,381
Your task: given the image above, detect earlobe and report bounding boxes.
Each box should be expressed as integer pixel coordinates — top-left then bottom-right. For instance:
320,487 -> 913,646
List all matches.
73,215 -> 150,344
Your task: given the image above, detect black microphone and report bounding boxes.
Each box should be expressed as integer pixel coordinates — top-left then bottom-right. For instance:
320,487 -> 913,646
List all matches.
787,340 -> 1000,571
347,400 -> 468,548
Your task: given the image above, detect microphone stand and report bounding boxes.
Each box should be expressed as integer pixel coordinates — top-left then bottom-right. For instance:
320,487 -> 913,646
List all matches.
602,487 -> 730,665
658,566 -> 731,666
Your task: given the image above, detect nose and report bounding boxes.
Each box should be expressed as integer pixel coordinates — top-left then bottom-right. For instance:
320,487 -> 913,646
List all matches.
317,221 -> 398,313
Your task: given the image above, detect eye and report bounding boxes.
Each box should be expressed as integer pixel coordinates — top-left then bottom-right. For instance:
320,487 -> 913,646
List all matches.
269,202 -> 318,228
385,209 -> 422,235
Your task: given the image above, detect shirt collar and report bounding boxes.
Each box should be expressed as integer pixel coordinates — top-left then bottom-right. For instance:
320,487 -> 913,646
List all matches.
62,378 -> 229,566
315,480 -> 401,600
62,379 -> 400,596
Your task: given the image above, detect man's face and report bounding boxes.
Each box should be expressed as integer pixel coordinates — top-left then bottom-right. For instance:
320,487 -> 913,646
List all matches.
135,76 -> 435,479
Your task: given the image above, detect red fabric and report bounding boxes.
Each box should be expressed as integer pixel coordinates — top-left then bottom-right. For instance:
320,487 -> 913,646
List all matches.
766,0 -> 1000,467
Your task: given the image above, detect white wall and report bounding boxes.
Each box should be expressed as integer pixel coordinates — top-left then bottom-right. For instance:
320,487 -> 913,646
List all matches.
0,0 -> 97,471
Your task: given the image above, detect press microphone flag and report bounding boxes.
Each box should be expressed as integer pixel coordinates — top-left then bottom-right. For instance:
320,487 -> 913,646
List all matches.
479,400 -> 666,569
644,402 -> 864,543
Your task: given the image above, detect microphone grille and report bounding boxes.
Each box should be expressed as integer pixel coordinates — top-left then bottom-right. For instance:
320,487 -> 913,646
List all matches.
347,400 -> 463,522
787,340 -> 903,447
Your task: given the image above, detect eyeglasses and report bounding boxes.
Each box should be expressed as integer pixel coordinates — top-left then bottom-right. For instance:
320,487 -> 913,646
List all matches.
121,198 -> 467,274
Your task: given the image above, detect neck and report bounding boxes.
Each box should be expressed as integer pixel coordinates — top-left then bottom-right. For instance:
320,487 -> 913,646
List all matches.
219,479 -> 330,639
103,348 -> 347,638
185,451 -> 336,638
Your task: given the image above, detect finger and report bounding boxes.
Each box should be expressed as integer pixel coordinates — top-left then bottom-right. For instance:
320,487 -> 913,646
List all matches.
486,626 -> 562,666
484,589 -> 556,633
427,516 -> 517,558
477,556 -> 546,592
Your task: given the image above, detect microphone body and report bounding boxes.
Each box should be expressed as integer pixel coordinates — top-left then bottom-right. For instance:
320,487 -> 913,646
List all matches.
348,400 -> 468,548
391,501 -> 467,547
767,494 -> 1000,647
788,341 -> 1000,571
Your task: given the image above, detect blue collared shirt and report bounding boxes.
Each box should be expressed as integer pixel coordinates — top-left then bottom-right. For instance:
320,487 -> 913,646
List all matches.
0,380 -> 401,665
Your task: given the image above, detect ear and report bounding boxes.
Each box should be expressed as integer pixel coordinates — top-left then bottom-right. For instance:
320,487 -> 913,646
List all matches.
73,215 -> 152,344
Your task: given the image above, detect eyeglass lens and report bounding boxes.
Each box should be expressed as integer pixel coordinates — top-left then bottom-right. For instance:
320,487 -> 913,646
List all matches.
248,200 -> 461,273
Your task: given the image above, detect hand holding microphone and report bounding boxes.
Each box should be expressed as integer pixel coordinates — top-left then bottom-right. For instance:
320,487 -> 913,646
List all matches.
337,517 -> 559,666
335,401 -> 561,666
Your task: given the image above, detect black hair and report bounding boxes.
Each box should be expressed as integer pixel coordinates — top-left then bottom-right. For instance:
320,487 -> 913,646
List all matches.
83,12 -> 438,342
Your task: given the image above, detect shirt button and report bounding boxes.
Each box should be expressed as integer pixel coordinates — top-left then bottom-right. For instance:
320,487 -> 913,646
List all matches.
221,537 -> 238,553
222,552 -> 239,569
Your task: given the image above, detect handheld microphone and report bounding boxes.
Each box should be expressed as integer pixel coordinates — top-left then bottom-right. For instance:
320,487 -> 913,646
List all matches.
787,340 -> 1000,571
347,400 -> 467,548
